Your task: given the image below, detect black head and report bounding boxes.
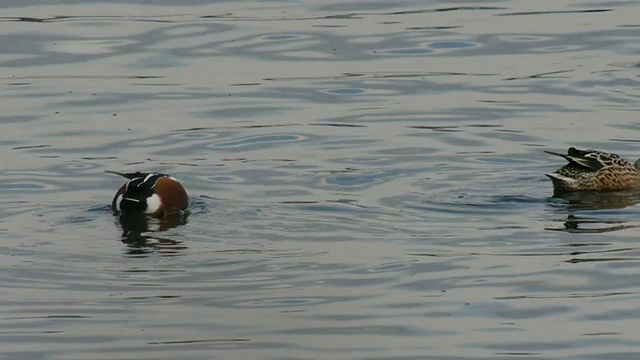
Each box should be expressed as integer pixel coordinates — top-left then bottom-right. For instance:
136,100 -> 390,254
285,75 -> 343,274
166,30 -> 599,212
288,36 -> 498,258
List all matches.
109,171 -> 168,215
119,176 -> 156,213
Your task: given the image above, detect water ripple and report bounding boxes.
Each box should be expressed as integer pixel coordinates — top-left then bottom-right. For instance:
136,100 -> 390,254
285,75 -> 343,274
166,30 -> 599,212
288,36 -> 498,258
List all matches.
3,1 -> 640,359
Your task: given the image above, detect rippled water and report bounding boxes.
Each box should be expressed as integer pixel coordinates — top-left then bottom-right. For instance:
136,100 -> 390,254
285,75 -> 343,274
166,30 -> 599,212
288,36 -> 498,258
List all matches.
3,0 -> 640,359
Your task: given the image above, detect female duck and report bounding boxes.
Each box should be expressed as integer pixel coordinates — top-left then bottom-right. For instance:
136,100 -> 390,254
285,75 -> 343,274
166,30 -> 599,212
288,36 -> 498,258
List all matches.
545,147 -> 640,194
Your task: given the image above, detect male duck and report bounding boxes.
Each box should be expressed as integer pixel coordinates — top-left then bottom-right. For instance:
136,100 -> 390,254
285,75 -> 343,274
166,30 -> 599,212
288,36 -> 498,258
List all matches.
107,171 -> 189,218
545,147 -> 640,194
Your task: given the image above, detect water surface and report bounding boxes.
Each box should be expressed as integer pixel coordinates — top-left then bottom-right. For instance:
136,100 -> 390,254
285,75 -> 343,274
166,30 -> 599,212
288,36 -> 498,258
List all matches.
2,0 -> 640,359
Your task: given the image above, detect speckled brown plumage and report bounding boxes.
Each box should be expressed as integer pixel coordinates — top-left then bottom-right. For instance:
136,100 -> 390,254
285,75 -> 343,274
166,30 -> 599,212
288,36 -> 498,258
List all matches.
545,147 -> 640,194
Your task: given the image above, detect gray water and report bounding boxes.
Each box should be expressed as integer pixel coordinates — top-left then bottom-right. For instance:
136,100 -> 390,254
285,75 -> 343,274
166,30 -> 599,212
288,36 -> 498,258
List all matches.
3,0 -> 640,359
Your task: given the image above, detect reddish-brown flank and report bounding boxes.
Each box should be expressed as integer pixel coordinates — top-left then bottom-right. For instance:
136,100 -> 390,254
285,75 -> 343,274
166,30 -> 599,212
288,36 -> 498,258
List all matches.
151,177 -> 189,217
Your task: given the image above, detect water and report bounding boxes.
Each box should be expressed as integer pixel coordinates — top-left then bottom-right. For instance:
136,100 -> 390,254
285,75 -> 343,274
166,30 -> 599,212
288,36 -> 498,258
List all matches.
2,0 -> 640,359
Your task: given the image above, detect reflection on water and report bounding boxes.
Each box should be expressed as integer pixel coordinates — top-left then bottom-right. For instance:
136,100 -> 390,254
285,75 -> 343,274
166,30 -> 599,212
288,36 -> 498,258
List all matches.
547,214 -> 634,234
118,211 -> 188,255
545,190 -> 640,233
3,0 -> 640,359
549,189 -> 640,211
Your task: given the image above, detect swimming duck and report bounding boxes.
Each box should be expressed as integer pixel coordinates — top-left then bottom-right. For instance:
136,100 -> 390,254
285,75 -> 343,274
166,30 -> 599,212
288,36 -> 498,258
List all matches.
107,171 -> 189,218
545,147 -> 640,193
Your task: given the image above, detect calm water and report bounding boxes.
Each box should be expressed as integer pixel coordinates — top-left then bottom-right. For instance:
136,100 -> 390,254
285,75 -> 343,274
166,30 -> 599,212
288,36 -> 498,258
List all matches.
3,0 -> 640,359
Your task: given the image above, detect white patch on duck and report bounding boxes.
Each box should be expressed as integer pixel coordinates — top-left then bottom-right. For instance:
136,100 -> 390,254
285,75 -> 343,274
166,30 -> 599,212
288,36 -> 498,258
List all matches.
145,194 -> 162,214
115,194 -> 123,212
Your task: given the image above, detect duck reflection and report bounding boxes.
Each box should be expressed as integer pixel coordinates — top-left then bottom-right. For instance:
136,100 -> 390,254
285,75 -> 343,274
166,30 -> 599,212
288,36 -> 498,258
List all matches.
546,190 -> 640,233
117,212 -> 188,255
551,189 -> 640,211
546,214 -> 634,234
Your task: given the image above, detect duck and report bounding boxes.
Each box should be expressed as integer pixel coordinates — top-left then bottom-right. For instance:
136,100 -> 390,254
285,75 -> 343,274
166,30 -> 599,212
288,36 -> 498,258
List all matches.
545,147 -> 640,194
107,171 -> 189,218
